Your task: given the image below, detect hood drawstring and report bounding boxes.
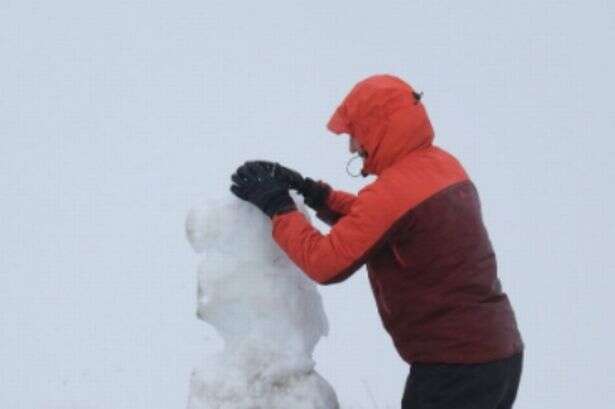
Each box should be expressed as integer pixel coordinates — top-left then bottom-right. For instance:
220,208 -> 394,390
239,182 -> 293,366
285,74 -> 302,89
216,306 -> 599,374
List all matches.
346,154 -> 364,178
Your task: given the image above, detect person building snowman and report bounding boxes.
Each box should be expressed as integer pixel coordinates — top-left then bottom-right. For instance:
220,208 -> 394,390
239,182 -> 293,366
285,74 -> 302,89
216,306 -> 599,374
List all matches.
230,74 -> 523,409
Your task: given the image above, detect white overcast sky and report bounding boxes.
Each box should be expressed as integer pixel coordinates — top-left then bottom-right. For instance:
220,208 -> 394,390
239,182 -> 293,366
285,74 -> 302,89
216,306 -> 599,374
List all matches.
1,1 -> 614,408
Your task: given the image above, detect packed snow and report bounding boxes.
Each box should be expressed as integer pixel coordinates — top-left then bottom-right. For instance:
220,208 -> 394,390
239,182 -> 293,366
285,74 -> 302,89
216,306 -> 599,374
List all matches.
185,195 -> 339,409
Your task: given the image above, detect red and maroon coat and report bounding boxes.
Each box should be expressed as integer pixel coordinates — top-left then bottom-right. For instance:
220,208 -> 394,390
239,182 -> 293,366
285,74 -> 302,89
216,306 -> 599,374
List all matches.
272,75 -> 523,364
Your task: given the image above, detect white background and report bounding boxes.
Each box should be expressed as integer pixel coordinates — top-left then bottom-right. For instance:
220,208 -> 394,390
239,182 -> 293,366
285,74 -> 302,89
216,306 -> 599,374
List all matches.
1,1 -> 614,408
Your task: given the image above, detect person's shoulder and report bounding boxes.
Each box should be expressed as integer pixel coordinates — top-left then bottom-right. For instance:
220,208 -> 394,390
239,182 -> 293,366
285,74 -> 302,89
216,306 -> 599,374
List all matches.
399,146 -> 469,181
355,178 -> 383,201
367,148 -> 470,210
354,169 -> 420,216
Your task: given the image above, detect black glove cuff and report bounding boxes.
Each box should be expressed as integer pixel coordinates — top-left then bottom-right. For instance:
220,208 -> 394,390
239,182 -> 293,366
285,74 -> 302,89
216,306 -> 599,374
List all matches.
302,178 -> 331,210
265,192 -> 297,219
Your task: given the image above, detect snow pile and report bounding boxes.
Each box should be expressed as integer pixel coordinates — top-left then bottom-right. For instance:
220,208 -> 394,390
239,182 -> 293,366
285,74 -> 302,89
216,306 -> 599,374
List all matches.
185,196 -> 339,409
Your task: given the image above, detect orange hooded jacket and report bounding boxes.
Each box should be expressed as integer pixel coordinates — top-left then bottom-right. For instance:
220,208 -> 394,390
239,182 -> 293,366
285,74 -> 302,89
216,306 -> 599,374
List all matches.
272,75 -> 523,364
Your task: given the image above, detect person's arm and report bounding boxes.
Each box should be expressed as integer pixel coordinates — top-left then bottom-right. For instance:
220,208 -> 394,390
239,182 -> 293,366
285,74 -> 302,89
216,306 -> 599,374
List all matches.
272,181 -> 405,284
309,182 -> 357,226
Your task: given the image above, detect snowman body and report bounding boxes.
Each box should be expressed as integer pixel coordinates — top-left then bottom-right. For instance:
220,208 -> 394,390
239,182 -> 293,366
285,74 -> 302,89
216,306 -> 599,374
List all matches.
185,197 -> 339,409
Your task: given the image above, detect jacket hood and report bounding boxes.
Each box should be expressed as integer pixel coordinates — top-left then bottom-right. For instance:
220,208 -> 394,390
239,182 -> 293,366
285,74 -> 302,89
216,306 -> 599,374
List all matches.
327,74 -> 434,175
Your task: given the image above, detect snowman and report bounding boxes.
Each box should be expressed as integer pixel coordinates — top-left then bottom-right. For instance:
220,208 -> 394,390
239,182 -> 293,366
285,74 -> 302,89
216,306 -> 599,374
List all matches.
185,195 -> 339,409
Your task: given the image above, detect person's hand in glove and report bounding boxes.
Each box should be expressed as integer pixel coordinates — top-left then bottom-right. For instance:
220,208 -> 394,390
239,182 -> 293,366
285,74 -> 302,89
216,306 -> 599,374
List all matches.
230,161 -> 297,219
243,160 -> 331,211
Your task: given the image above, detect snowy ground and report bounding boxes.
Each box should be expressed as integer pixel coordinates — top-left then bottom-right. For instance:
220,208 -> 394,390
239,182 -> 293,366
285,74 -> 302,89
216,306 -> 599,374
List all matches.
2,1 -> 615,408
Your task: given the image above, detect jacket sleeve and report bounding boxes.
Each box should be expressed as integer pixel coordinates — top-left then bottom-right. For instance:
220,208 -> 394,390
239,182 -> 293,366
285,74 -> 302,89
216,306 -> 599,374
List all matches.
273,182 -> 404,284
314,189 -> 357,226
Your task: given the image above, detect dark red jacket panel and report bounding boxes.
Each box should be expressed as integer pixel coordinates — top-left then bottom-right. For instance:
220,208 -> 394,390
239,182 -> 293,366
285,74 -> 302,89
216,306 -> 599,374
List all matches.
367,180 -> 523,363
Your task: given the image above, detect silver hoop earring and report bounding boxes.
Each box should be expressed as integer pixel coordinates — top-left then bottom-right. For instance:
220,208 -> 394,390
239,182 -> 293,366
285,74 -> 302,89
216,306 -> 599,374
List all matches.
346,154 -> 363,178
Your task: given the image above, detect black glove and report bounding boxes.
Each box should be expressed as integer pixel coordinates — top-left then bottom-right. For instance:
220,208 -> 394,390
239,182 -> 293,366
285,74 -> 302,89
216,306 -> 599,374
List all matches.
300,177 -> 331,210
230,161 -> 297,219
244,160 -> 331,210
243,160 -> 304,190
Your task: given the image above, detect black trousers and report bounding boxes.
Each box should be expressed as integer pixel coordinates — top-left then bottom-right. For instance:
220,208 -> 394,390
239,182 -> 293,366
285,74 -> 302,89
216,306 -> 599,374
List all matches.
402,352 -> 523,409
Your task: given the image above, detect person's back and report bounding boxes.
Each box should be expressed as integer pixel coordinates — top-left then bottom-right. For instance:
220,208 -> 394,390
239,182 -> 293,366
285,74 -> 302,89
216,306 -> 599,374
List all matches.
367,147 -> 522,364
